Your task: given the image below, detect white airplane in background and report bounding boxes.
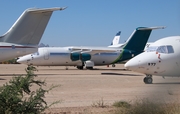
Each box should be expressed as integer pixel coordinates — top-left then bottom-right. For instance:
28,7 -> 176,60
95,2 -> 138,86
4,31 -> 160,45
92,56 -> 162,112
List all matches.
30,30 -> 122,68
125,35 -> 180,84
108,31 -> 121,47
17,30 -> 121,69
0,7 -> 66,62
17,26 -> 164,70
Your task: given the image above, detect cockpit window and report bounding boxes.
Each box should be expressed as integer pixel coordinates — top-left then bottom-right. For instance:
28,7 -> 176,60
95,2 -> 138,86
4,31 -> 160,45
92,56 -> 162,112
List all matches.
157,46 -> 167,53
167,45 -> 174,53
146,45 -> 174,54
146,46 -> 158,52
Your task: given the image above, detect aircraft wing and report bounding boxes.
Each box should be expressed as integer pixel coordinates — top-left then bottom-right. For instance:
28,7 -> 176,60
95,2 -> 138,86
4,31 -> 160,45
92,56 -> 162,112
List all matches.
70,47 -> 120,55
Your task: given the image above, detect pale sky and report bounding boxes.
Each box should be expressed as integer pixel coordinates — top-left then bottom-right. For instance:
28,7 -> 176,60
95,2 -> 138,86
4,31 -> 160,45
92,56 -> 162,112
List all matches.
0,0 -> 179,46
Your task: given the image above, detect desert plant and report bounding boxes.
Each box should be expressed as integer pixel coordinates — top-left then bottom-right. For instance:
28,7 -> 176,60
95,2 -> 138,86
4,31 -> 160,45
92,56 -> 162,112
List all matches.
113,98 -> 166,114
0,66 -> 59,114
92,97 -> 108,108
113,100 -> 131,108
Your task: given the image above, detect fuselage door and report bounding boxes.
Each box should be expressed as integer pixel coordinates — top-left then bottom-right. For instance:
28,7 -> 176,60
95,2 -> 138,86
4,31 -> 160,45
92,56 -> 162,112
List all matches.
43,49 -> 49,60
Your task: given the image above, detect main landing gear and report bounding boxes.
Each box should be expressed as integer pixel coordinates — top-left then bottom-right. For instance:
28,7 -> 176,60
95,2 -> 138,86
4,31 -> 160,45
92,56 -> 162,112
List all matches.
86,67 -> 93,70
143,74 -> 153,84
77,66 -> 84,70
112,64 -> 116,67
76,66 -> 94,70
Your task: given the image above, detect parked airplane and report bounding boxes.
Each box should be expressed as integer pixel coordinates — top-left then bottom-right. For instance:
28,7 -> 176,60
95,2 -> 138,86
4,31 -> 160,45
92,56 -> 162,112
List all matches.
108,31 -> 121,47
125,35 -> 180,84
0,7 -> 66,62
17,30 -> 121,68
17,26 -> 164,70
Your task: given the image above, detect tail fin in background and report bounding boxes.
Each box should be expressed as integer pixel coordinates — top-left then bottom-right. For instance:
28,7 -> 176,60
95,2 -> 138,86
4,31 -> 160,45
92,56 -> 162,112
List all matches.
111,31 -> 121,45
123,26 -> 165,52
0,7 -> 66,45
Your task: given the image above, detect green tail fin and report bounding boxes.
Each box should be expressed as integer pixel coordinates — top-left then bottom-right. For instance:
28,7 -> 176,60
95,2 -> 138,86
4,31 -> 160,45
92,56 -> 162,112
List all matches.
123,26 -> 165,52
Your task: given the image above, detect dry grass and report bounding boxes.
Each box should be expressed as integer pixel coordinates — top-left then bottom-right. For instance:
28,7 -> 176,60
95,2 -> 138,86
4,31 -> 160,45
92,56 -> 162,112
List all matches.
43,98 -> 180,114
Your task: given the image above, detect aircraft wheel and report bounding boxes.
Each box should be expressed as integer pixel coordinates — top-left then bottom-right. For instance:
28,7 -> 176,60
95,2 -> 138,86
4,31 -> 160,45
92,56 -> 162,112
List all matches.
112,64 -> 116,67
144,77 -> 153,84
77,66 -> 83,70
86,67 -> 93,70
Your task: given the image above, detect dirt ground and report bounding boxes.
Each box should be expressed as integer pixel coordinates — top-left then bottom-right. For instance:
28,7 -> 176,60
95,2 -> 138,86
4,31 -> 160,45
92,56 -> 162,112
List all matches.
0,64 -> 180,113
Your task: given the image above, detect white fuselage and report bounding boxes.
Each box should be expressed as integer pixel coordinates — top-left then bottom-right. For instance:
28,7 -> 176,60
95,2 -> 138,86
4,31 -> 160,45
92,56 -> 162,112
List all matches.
0,42 -> 37,62
18,47 -> 120,66
125,36 -> 180,77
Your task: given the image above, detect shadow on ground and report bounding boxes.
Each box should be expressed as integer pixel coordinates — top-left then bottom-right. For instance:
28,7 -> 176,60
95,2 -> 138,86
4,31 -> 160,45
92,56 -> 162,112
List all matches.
101,72 -> 143,76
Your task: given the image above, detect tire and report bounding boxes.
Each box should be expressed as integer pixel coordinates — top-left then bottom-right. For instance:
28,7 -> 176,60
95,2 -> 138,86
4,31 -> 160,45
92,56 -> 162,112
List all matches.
144,77 -> 153,84
112,64 -> 116,67
86,67 -> 93,70
77,66 -> 83,70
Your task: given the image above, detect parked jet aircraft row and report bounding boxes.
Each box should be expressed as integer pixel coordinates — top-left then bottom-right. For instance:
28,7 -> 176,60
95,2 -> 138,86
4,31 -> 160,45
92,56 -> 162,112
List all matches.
1,7 -> 179,84
17,27 -> 162,69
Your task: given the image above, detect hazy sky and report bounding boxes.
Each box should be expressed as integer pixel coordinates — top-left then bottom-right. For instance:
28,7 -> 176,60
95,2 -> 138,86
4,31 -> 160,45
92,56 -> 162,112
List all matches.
0,0 -> 179,46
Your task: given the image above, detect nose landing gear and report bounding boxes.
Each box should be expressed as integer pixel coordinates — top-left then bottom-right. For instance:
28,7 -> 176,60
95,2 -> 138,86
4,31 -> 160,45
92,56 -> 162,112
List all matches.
144,74 -> 153,84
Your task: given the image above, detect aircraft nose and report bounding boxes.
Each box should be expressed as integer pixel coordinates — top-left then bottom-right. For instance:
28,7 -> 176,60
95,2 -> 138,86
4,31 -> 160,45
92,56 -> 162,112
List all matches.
17,57 -> 28,64
17,58 -> 23,63
124,59 -> 139,71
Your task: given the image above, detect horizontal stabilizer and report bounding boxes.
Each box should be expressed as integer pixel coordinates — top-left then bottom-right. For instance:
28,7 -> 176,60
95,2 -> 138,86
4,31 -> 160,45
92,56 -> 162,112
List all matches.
27,7 -> 67,13
137,26 -> 166,30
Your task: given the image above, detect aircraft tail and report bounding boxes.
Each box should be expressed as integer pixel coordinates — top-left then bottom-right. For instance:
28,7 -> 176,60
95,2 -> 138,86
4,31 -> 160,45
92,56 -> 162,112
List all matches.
0,7 -> 66,45
110,31 -> 121,45
123,26 -> 165,52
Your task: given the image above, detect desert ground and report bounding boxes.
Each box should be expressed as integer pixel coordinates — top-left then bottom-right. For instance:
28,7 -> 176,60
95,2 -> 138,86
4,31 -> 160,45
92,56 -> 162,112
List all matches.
0,64 -> 180,113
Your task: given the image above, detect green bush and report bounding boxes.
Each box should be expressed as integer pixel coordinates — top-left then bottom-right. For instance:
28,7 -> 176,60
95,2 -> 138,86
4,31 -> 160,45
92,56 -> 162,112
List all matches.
113,100 -> 131,108
0,66 -> 59,114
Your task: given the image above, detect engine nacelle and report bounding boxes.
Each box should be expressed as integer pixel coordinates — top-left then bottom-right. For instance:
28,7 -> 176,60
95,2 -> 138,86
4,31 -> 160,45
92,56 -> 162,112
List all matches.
70,53 -> 91,61
70,53 -> 80,61
80,53 -> 91,61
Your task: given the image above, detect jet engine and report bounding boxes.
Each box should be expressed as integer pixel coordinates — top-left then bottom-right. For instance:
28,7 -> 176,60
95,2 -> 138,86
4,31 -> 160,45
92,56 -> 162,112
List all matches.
70,53 -> 91,61
70,53 -> 80,61
80,53 -> 91,61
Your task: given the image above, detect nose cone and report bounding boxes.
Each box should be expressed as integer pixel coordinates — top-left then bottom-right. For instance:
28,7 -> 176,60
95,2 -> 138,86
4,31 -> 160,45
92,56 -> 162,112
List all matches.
17,57 -> 27,64
17,55 -> 31,64
125,52 -> 157,74
125,52 -> 148,71
124,58 -> 139,71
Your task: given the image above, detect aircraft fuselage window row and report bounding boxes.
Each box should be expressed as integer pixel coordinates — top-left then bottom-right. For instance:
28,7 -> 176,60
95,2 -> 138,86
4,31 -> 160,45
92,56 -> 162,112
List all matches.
146,45 -> 174,54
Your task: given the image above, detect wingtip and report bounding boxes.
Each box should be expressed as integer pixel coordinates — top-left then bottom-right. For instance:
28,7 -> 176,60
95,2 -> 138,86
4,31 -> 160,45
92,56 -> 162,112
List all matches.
60,7 -> 68,10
